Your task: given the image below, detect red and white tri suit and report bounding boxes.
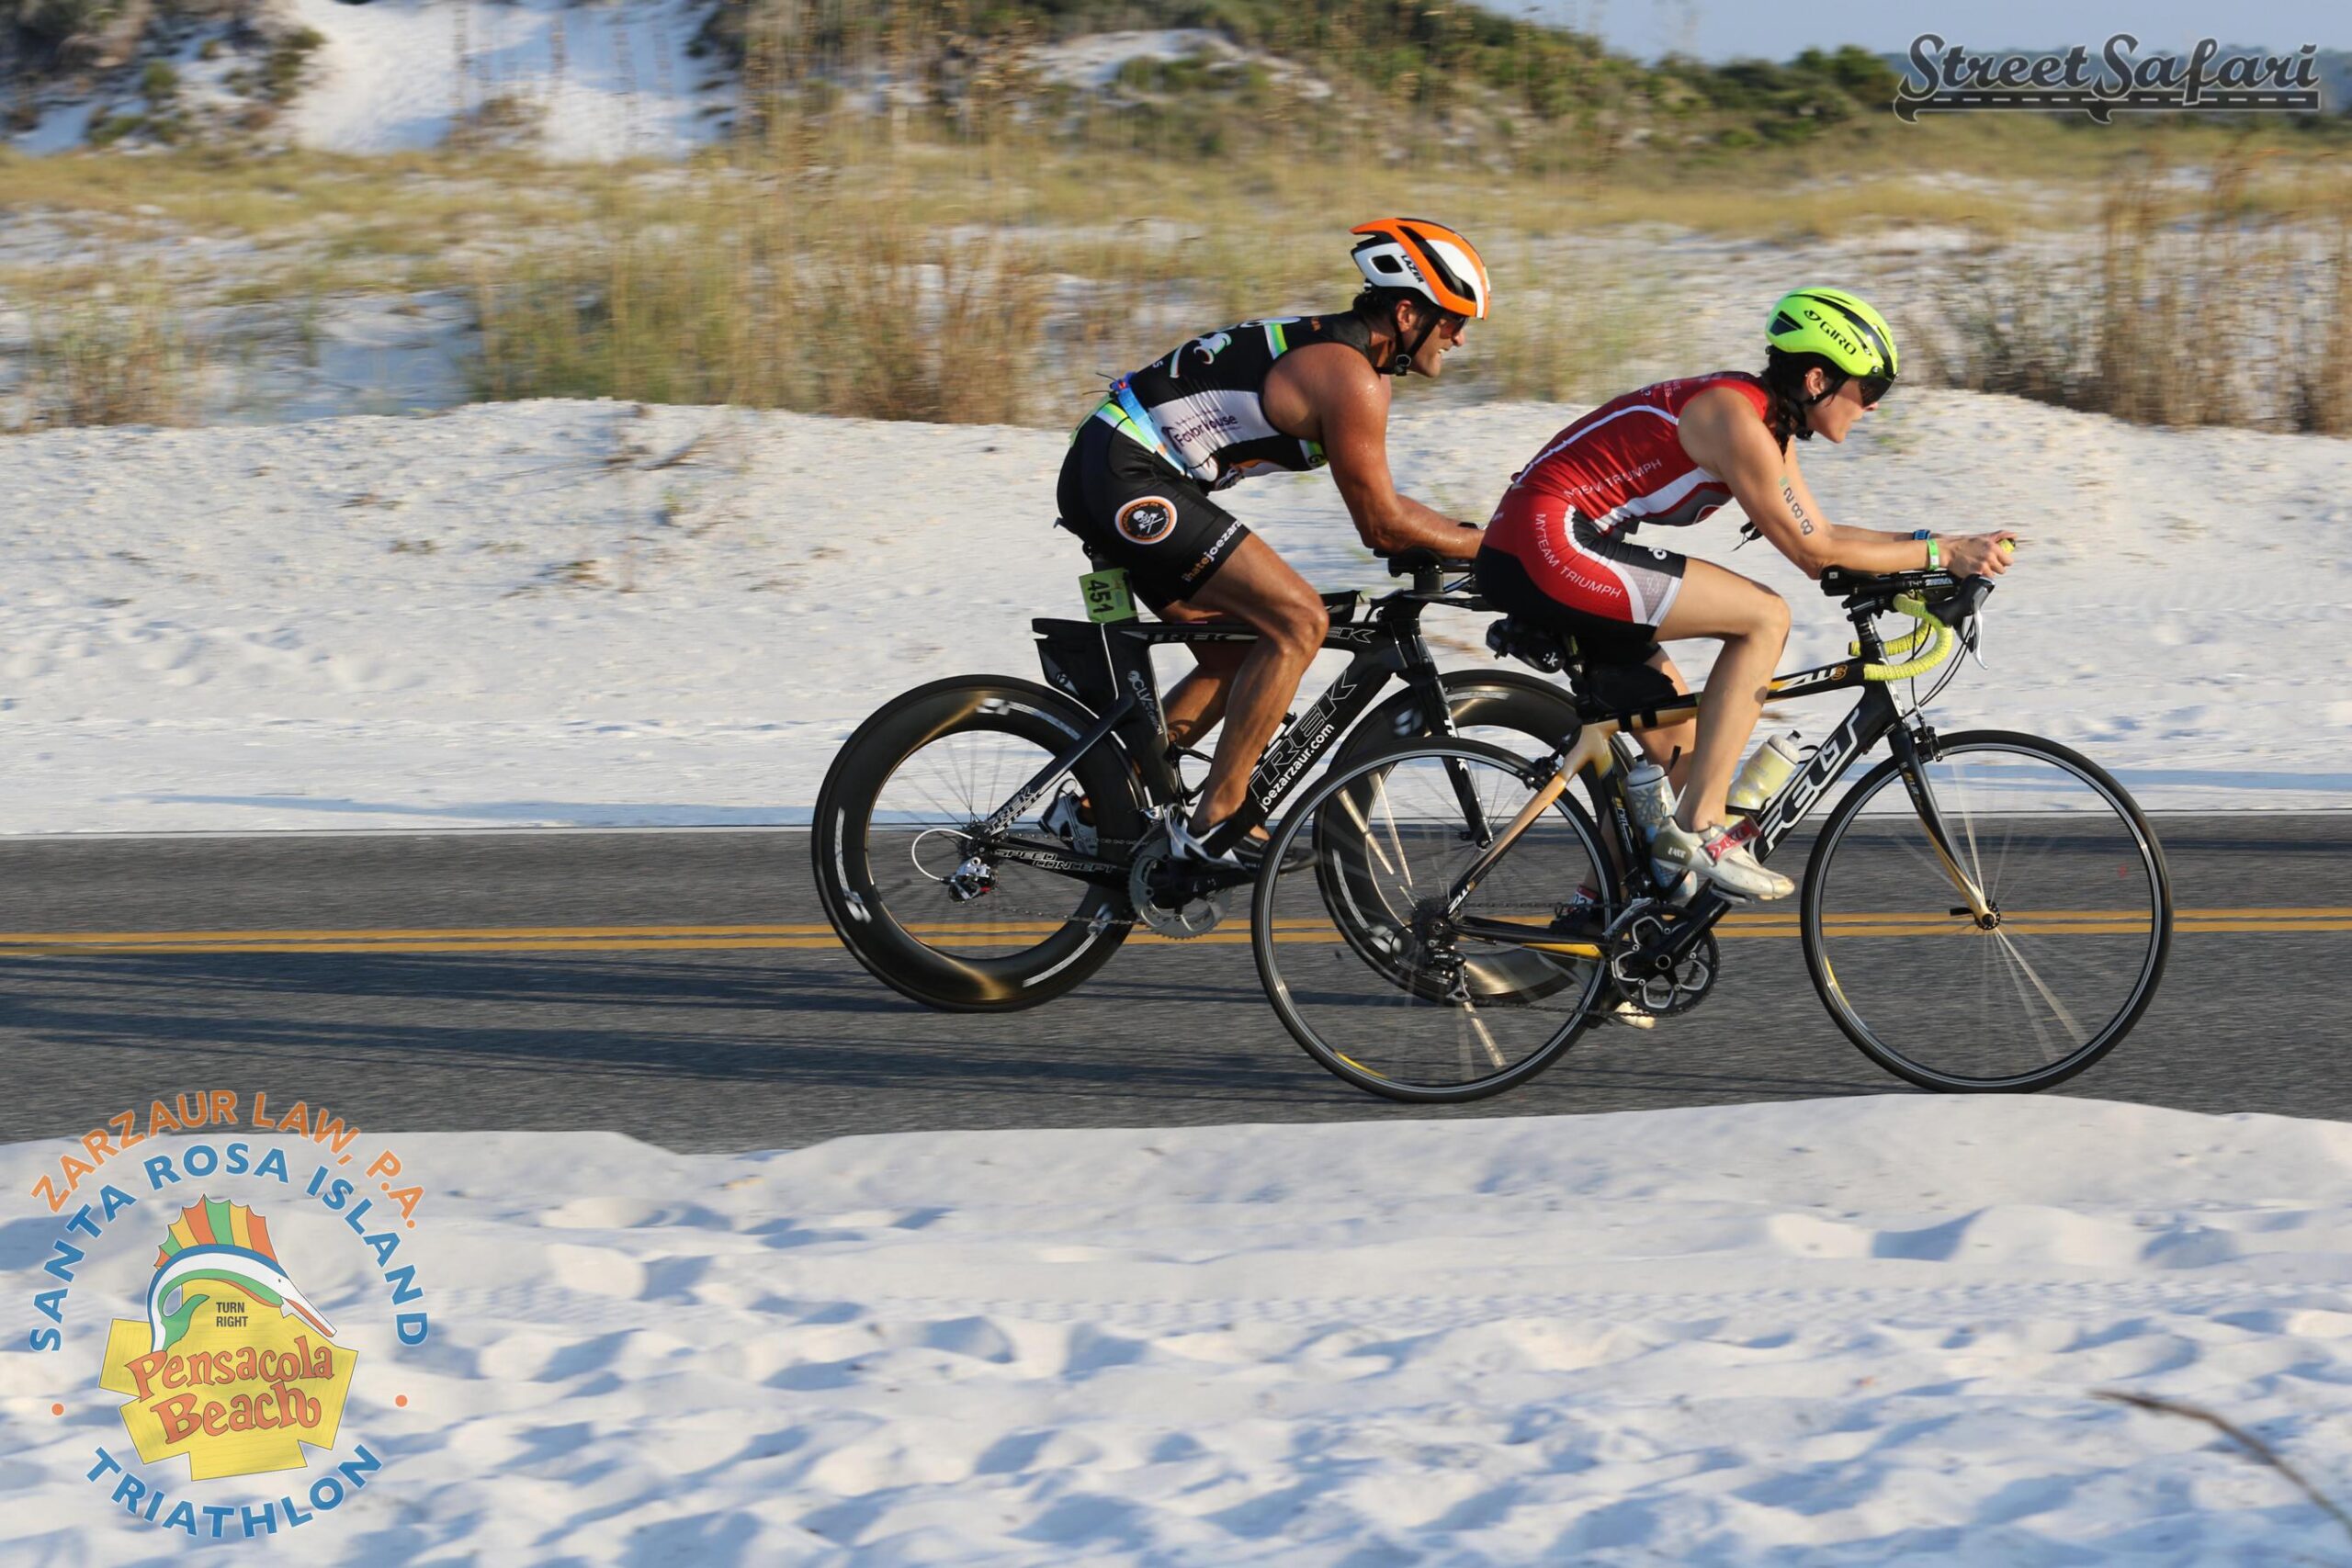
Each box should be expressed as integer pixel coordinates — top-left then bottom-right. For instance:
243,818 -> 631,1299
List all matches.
1477,373 -> 1772,646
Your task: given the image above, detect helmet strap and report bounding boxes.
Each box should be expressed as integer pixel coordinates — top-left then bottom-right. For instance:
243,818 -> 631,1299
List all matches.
1389,307 -> 1441,377
1792,367 -> 1847,440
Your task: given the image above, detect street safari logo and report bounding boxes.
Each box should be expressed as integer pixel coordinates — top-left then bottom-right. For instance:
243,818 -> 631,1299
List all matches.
24,1091 -> 434,1540
1895,35 -> 2322,121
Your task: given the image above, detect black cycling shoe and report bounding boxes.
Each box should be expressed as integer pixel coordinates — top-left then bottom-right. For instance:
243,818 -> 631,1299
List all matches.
1235,830 -> 1317,876
1169,816 -> 1315,876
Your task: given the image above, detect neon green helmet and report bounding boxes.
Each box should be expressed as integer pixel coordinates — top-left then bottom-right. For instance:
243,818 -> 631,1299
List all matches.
1767,288 -> 1897,383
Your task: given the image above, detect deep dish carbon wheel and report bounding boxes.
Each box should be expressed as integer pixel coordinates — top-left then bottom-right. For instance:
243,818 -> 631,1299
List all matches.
1800,730 -> 2172,1091
813,676 -> 1145,1011
1253,739 -> 1612,1102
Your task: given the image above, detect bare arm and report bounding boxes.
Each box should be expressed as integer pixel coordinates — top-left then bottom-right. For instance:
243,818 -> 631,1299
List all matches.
1679,389 -> 2015,579
1264,344 -> 1481,558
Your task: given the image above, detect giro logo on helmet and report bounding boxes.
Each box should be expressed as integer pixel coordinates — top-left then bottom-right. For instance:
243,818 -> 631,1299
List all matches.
1802,308 -> 1862,359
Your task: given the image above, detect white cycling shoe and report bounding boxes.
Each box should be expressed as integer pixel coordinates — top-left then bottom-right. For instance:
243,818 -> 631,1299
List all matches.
1649,820 -> 1794,903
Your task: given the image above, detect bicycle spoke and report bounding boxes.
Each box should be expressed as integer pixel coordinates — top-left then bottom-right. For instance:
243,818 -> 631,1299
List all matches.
1255,742 -> 1609,1101
1991,927 -> 2092,1049
1374,773 -> 1414,891
1462,996 -> 1507,1070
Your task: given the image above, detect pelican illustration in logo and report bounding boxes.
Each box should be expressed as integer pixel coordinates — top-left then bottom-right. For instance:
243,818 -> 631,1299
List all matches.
146,1199 -> 336,1356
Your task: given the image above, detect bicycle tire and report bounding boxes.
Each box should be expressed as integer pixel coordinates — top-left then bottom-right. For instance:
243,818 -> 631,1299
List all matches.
1337,670 -> 1580,767
1254,737 -> 1612,1103
813,675 -> 1146,1011
1799,729 -> 2173,1092
1319,671 -> 1591,1002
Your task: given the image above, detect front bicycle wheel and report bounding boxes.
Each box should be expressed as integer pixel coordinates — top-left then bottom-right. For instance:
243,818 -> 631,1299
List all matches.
1254,739 -> 1612,1103
1801,729 -> 2172,1091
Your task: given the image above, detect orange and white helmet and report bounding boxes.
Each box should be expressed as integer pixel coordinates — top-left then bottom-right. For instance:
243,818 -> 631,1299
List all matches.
1350,217 -> 1490,321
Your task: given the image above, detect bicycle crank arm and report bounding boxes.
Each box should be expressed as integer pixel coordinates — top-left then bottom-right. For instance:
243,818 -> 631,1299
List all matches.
1450,915 -> 1602,960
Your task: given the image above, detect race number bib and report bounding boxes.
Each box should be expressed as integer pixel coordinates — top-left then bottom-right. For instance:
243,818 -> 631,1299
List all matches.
1080,568 -> 1138,624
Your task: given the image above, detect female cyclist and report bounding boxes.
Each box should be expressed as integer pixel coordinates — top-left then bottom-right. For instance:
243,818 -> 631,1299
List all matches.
1476,288 -> 2014,901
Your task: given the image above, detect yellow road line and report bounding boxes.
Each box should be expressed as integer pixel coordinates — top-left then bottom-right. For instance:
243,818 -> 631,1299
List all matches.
0,908 -> 2339,956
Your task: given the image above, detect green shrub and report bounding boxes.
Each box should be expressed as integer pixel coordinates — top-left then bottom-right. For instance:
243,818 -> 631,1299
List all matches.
263,26 -> 324,103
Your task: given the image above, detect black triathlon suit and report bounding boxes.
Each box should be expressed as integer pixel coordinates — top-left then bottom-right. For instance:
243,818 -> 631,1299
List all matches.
1057,313 -> 1375,607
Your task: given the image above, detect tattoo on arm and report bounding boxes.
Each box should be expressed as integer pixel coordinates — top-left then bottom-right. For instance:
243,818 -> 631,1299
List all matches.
1783,479 -> 1815,536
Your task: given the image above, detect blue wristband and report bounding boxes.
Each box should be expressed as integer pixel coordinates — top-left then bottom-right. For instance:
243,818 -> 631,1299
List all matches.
1910,529 -> 1931,541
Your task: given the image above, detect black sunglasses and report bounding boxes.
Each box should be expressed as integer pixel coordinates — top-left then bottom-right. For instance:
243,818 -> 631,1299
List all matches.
1855,372 -> 1894,406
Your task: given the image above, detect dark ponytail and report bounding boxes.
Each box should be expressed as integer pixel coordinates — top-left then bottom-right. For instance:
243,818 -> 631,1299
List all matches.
1760,347 -> 1839,452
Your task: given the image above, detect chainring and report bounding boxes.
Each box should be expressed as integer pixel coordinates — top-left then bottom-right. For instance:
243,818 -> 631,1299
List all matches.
1126,837 -> 1227,940
1608,913 -> 1721,1018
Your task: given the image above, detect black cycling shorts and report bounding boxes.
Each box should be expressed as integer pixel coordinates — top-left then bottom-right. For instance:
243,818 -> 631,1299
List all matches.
1056,415 -> 1251,609
1475,545 -> 1666,666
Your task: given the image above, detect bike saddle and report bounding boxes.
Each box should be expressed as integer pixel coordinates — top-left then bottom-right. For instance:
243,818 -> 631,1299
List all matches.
1484,615 -> 1571,673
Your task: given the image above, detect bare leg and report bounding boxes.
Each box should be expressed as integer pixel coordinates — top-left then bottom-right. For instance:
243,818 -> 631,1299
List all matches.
1152,619 -> 1248,751
1633,649 -> 1697,791
1653,559 -> 1790,831
1164,536 -> 1329,832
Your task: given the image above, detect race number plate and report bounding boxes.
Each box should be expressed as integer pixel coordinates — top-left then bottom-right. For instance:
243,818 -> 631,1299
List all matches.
1080,567 -> 1138,624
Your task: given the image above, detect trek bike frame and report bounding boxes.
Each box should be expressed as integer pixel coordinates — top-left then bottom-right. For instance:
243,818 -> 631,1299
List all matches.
985,560 -> 1504,891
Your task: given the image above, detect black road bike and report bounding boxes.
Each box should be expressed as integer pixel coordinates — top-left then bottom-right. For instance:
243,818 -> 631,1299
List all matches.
1250,566 -> 2174,1101
814,552 -> 1582,1010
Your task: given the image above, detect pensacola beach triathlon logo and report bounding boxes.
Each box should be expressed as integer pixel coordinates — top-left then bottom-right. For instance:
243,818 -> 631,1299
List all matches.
24,1090 -> 434,1540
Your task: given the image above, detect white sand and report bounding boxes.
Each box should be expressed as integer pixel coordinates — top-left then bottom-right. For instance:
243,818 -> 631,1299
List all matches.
8,1096 -> 2352,1562
285,0 -> 729,161
0,393 -> 2342,834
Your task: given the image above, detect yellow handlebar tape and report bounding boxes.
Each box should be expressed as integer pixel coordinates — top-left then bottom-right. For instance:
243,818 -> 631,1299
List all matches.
1850,593 -> 1958,682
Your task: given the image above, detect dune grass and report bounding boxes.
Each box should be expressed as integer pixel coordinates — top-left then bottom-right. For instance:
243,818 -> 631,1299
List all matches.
6,114 -> 2351,433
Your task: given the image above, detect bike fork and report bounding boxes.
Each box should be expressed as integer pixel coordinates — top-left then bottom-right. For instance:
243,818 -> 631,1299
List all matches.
1889,724 -> 1993,922
1398,659 -> 1495,847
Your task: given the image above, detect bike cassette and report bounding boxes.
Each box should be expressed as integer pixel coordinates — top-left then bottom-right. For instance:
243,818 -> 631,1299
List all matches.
1126,834 -> 1227,939
1608,911 -> 1721,1018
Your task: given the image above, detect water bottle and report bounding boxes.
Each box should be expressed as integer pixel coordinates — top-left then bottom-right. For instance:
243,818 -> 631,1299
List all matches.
1624,759 -> 1677,843
1727,732 -> 1806,814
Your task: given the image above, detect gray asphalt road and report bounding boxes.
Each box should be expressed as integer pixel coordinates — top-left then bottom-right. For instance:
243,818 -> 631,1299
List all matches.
1,818 -> 2346,1151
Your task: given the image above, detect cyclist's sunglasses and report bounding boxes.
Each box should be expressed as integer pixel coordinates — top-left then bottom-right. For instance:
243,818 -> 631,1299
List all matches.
1855,371 -> 1894,406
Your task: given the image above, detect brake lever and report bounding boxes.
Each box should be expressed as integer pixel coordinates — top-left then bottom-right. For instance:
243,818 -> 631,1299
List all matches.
1965,605 -> 1989,671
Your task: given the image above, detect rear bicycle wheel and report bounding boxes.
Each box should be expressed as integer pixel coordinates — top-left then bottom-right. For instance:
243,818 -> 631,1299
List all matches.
1800,730 -> 2172,1091
1253,739 -> 1612,1103
813,676 -> 1143,1010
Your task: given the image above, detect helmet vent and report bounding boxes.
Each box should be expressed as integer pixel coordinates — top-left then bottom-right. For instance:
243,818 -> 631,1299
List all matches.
1374,254 -> 1403,274
1770,310 -> 1804,335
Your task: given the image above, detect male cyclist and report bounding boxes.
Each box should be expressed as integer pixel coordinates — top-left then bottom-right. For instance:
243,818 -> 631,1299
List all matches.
1057,218 -> 1490,866
1476,288 -> 2015,902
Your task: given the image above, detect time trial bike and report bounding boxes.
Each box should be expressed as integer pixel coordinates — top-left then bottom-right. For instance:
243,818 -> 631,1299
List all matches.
813,551 -> 1578,1010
